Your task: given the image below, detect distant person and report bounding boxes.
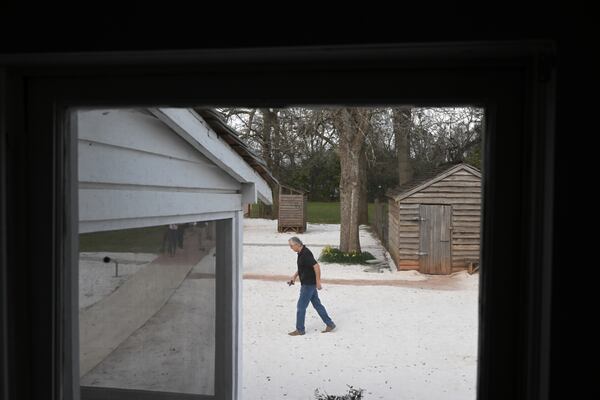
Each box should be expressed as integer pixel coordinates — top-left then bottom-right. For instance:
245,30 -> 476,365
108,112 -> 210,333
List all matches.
197,221 -> 208,251
177,223 -> 186,249
167,224 -> 178,256
206,221 -> 213,241
287,237 -> 336,336
161,228 -> 168,253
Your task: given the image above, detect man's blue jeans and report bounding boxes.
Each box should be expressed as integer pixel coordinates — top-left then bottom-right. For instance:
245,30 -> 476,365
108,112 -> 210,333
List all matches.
296,284 -> 334,333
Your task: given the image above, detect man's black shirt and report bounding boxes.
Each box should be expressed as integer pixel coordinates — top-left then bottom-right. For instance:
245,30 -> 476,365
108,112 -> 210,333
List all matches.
297,245 -> 317,285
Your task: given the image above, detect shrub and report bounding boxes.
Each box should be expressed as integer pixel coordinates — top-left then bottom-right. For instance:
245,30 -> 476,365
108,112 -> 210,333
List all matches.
315,385 -> 365,400
314,385 -> 364,399
318,245 -> 375,264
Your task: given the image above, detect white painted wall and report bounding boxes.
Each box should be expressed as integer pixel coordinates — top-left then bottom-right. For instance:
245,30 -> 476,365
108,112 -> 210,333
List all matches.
77,109 -> 268,233
150,108 -> 273,205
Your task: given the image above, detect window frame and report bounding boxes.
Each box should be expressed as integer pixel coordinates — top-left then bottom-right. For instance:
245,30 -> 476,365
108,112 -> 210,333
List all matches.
0,42 -> 556,400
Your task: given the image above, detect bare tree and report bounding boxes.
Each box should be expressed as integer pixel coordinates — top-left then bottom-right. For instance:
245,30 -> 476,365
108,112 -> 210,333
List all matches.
408,107 -> 483,173
333,108 -> 370,253
358,149 -> 369,225
393,106 -> 413,185
216,106 -> 482,257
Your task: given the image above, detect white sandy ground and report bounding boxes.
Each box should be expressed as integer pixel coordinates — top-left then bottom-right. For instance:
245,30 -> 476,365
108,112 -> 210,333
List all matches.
242,219 -> 478,399
243,218 -> 427,281
79,252 -> 158,309
243,244 -> 428,281
242,278 -> 478,400
244,218 -> 382,247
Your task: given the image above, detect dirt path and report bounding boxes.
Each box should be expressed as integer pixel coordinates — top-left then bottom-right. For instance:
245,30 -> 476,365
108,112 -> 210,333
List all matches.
243,273 -> 472,290
243,243 -> 382,249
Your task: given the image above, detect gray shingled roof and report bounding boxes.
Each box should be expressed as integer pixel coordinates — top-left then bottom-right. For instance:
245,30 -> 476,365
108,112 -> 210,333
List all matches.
194,109 -> 279,187
386,162 -> 480,198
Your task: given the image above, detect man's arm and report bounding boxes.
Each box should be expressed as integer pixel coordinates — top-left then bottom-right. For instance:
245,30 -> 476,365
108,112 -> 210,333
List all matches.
314,263 -> 322,289
290,271 -> 299,283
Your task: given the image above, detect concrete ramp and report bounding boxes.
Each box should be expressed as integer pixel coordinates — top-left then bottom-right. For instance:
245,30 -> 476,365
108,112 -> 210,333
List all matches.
79,243 -> 205,377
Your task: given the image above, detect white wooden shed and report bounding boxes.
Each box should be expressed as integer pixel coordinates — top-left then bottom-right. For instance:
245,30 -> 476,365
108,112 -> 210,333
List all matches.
76,107 -> 274,398
78,107 -> 274,233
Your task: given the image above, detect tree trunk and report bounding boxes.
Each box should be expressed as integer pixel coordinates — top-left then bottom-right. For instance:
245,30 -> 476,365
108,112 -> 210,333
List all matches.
336,108 -> 368,254
271,183 -> 280,220
339,148 -> 361,253
260,108 -> 275,171
358,149 -> 369,225
259,109 -> 282,219
393,106 -> 413,185
271,110 -> 282,178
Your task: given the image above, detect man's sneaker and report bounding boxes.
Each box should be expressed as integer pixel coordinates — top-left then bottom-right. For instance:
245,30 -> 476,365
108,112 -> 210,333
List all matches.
288,330 -> 305,336
321,323 -> 336,333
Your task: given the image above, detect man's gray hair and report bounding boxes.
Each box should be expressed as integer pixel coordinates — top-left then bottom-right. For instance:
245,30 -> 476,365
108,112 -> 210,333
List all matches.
289,237 -> 303,246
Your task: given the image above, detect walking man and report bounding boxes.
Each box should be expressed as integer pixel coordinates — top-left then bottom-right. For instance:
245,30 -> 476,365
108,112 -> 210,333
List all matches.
287,237 -> 336,336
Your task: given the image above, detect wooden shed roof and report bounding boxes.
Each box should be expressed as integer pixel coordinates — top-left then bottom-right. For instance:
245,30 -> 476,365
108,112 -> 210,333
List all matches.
279,184 -> 309,195
386,162 -> 481,201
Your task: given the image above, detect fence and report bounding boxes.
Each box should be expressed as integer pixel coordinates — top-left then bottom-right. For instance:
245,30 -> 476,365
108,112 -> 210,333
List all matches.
370,198 -> 388,249
245,202 -> 274,219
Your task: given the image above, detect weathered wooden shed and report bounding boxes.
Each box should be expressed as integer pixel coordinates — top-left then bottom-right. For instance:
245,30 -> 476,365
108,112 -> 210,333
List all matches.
277,185 -> 308,233
386,163 -> 482,274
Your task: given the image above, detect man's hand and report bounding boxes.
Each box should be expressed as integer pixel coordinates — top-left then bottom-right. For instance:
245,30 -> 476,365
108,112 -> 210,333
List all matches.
288,272 -> 298,286
317,282 -> 322,290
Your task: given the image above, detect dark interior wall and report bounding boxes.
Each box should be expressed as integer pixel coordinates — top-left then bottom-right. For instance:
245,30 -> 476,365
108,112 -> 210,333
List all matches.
0,7 -> 569,399
0,6 -> 562,52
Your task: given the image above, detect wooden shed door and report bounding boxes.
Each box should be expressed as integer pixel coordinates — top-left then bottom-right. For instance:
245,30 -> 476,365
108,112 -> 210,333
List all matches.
419,205 -> 452,274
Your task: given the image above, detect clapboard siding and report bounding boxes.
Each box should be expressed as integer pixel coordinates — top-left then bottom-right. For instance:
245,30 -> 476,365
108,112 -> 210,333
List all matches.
387,164 -> 482,273
78,109 -> 209,163
78,140 -> 239,191
79,190 -> 242,232
78,109 -> 244,232
452,205 -> 481,211
402,198 -> 480,205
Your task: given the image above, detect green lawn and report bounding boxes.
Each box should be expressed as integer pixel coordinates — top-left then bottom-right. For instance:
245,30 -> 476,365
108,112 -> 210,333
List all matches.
79,225 -> 166,253
307,202 -> 374,224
